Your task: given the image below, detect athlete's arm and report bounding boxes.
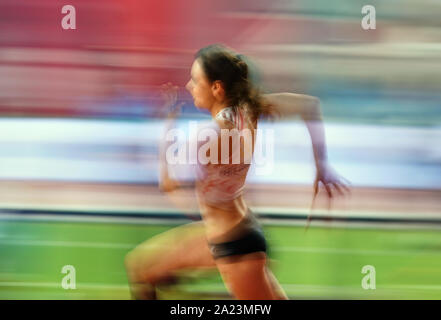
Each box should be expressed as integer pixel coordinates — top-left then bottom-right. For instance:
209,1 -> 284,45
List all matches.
262,92 -> 320,120
263,92 -> 350,200
158,83 -> 192,193
158,105 -> 196,192
262,92 -> 325,165
158,114 -> 181,193
157,93 -> 200,216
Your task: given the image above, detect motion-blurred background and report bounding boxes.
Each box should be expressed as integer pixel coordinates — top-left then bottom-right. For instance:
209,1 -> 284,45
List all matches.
0,0 -> 440,299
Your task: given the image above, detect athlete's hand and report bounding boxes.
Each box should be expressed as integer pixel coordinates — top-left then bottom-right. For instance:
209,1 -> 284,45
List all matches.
312,161 -> 351,209
160,82 -> 184,119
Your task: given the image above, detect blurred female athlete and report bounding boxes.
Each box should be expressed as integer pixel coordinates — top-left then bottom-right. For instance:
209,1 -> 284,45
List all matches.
125,44 -> 350,300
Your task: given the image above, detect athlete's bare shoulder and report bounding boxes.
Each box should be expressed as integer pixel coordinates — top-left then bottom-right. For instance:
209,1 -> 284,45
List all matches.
214,108 -> 236,130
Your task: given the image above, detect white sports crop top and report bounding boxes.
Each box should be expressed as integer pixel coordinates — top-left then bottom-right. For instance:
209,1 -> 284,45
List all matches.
195,106 -> 254,205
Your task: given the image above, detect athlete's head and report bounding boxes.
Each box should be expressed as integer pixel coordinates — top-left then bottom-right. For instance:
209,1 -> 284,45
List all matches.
186,44 -> 272,123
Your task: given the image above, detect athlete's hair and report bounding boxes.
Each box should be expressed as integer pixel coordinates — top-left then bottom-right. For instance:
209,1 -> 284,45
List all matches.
195,44 -> 277,125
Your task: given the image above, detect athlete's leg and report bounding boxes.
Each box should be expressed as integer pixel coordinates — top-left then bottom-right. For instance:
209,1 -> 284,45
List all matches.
125,221 -> 216,299
266,267 -> 288,299
215,252 -> 285,300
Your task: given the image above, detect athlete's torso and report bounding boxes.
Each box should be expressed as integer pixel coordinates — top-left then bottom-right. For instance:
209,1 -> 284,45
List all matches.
195,106 -> 257,240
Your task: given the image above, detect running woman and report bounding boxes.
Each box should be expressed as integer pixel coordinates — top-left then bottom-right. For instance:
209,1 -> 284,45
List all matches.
125,44 -> 350,300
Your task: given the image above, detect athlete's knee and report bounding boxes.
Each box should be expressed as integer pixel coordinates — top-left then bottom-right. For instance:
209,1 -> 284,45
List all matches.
125,249 -> 152,280
124,249 -> 173,286
124,250 -> 139,281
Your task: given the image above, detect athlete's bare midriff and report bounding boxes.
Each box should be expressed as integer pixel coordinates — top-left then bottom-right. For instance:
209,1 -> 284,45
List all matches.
198,194 -> 249,242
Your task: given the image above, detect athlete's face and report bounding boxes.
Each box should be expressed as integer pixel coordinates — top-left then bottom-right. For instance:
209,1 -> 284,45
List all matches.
185,59 -> 217,111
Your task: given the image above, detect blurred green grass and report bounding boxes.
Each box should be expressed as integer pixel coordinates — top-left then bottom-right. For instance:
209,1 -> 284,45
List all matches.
0,220 -> 440,299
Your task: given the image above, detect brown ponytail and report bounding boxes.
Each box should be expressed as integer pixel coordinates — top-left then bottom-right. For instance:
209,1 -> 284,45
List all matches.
195,44 -> 277,126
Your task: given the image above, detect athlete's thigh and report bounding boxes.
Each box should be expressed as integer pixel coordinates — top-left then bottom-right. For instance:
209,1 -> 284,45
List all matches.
126,221 -> 216,282
215,254 -> 278,300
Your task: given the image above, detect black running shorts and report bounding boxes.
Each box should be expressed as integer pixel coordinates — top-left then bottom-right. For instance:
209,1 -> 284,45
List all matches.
208,210 -> 268,259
